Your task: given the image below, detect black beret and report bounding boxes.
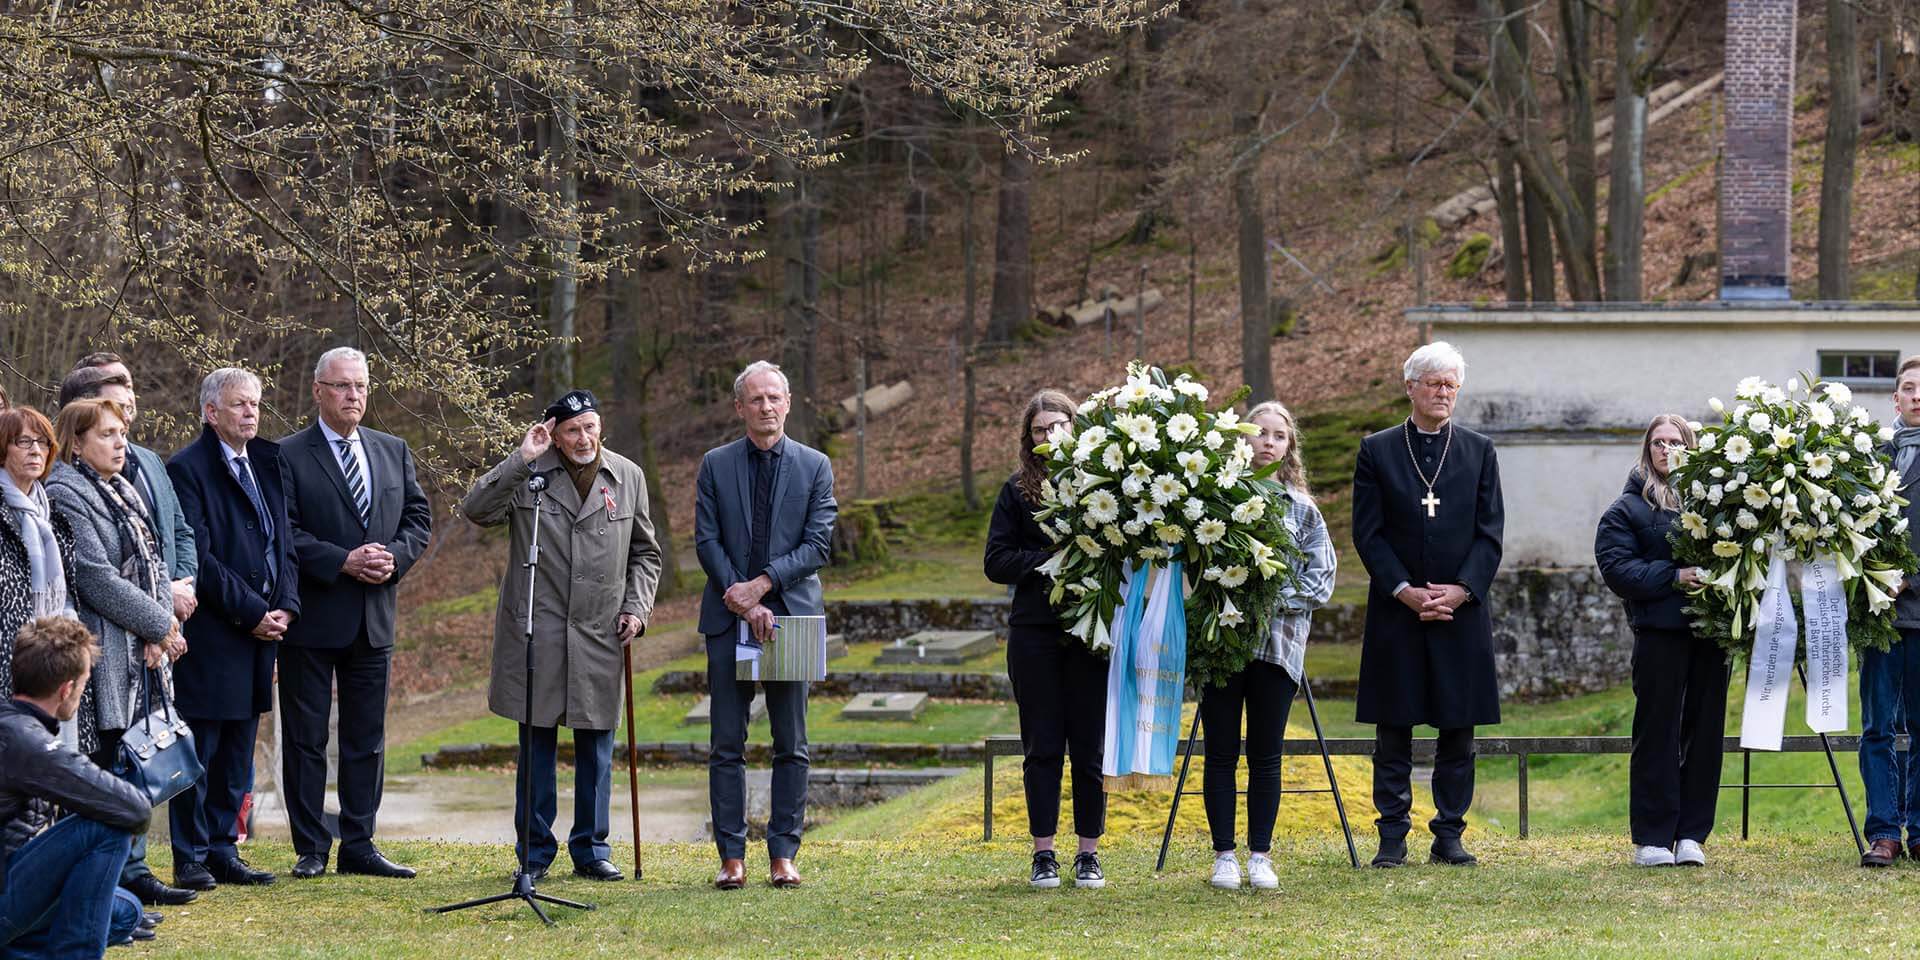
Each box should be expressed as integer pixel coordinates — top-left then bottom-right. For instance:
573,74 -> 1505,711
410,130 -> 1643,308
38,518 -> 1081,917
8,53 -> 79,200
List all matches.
543,389 -> 599,424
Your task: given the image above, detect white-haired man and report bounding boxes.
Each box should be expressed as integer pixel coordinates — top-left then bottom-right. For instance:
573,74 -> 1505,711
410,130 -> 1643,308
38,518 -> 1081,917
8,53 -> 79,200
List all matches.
696,361 -> 836,890
1350,341 -> 1504,867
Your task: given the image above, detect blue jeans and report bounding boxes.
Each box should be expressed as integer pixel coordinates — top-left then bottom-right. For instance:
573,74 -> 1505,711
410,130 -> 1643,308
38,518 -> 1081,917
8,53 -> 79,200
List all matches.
513,724 -> 612,870
0,815 -> 133,959
1859,636 -> 1920,842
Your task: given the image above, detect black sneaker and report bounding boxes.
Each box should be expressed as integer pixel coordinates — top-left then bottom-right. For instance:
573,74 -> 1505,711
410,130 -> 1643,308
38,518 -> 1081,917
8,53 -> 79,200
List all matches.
1029,850 -> 1061,889
1073,851 -> 1105,889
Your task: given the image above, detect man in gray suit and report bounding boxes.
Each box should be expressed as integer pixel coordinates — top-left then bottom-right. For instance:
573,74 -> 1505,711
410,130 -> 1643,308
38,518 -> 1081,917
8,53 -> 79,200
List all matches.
696,360 -> 836,890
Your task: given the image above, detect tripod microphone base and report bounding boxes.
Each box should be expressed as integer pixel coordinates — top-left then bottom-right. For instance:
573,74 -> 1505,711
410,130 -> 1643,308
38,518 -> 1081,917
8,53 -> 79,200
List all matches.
427,869 -> 596,926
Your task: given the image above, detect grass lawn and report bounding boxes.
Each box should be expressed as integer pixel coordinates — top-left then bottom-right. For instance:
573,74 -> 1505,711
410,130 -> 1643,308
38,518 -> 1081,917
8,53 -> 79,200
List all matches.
135,832 -> 1904,958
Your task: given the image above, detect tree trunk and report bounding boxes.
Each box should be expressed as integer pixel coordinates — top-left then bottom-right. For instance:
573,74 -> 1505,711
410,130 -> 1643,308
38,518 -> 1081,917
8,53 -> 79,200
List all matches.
903,93 -> 934,251
776,110 -> 823,446
1819,0 -> 1859,300
610,201 -> 678,598
1499,0 -> 1558,302
1495,154 -> 1528,300
1126,2 -> 1183,244
547,36 -> 579,392
959,177 -> 981,512
1558,0 -> 1598,250
987,142 -> 1032,346
1606,0 -> 1652,302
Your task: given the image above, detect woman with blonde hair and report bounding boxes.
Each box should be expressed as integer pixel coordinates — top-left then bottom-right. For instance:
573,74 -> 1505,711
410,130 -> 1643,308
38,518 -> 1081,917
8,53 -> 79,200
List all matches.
984,388 -> 1110,890
1201,399 -> 1337,889
1594,413 -> 1723,868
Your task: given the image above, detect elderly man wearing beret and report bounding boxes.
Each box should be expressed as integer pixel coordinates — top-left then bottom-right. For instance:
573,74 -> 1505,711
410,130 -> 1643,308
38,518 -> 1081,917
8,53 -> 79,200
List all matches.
462,389 -> 662,882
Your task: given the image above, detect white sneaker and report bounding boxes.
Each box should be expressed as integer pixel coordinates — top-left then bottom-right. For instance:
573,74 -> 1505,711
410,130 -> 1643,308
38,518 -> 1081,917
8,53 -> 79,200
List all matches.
1633,844 -> 1677,867
1209,852 -> 1242,889
1246,853 -> 1279,890
1674,839 -> 1706,866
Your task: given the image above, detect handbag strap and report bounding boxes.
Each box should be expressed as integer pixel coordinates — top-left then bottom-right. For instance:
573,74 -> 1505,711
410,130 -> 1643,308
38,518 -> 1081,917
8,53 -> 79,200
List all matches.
138,665 -> 173,731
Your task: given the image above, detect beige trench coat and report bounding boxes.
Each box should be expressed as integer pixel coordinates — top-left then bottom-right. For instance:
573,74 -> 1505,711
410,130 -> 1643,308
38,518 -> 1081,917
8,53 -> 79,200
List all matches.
462,448 -> 661,729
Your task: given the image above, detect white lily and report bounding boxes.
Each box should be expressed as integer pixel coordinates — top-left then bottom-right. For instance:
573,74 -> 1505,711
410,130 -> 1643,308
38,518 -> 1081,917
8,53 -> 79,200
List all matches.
1865,578 -> 1895,614
1037,552 -> 1066,580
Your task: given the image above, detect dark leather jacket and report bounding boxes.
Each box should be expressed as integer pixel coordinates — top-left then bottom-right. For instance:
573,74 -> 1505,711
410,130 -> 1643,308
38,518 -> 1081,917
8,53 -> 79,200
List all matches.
0,698 -> 150,891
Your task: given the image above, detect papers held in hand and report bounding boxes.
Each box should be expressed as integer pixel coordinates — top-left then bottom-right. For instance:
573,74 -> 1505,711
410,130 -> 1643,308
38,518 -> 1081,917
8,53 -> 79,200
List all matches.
735,615 -> 829,682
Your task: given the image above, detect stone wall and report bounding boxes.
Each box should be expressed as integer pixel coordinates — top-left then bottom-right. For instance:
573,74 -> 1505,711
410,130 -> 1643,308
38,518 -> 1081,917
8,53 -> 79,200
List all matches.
1486,567 -> 1634,700
655,669 -> 1014,700
824,597 -> 1010,645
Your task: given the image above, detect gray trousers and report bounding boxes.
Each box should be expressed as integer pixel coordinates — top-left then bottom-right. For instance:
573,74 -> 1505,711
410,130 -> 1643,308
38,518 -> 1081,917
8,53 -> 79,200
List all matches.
705,632 -> 809,860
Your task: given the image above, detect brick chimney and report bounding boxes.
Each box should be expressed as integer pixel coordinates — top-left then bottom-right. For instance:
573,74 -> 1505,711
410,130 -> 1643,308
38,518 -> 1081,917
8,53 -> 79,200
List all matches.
1720,0 -> 1798,300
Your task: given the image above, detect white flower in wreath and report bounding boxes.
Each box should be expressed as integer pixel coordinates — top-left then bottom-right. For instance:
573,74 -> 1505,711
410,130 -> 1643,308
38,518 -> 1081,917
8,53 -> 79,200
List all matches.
1743,485 -> 1771,509
1806,452 -> 1835,479
1166,412 -> 1200,444
1173,377 -> 1209,401
1772,427 -> 1795,449
1699,433 -> 1718,452
1176,450 -> 1209,480
1053,518 -> 1072,535
1216,464 -> 1243,489
1852,405 -> 1873,426
1150,475 -> 1187,506
1202,430 -> 1227,451
1218,565 -> 1249,589
1232,439 -> 1255,464
1712,540 -> 1743,558
1101,443 -> 1126,473
1134,432 -> 1163,454
1855,508 -> 1884,530
1707,485 -> 1725,506
1075,534 -> 1106,558
1218,595 -> 1245,628
1076,424 -> 1110,450
1788,377 -> 1803,394
1735,509 -> 1761,530
1826,382 -> 1854,405
1735,377 -> 1767,400
1120,474 -> 1147,499
1201,565 -> 1224,582
1709,397 -> 1726,413
1809,402 -> 1836,428
1783,463 -> 1798,479
1689,480 -> 1707,499
1761,386 -> 1787,405
1103,524 -> 1126,546
1820,523 -> 1839,539
1725,434 -> 1754,463
1715,522 -> 1734,539
1117,378 -> 1156,407
1748,411 -> 1773,433
1181,497 -> 1206,521
1231,497 -> 1267,524
1679,512 -> 1710,539
1136,546 -> 1169,561
1880,425 -> 1897,442
1215,410 -> 1242,430
1853,493 -> 1877,510
1122,519 -> 1146,536
1154,524 -> 1186,545
1084,489 -> 1121,525
1871,462 -> 1888,483
1194,518 -> 1228,545
1838,450 -> 1853,463
1789,522 -> 1816,542
1135,501 -> 1165,527
1709,466 -> 1725,478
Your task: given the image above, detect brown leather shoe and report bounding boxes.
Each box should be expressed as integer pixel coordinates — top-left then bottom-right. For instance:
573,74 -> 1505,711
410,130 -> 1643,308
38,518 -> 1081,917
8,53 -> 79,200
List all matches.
1862,838 -> 1903,867
769,858 -> 801,888
714,858 -> 746,890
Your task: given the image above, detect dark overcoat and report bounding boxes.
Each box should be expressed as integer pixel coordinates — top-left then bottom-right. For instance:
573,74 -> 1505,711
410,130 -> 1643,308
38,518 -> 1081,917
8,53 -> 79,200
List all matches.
1351,421 -> 1504,728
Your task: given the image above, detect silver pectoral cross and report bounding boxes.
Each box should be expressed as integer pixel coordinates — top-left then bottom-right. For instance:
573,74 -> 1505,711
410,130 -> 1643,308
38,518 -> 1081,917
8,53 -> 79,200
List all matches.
1421,491 -> 1440,518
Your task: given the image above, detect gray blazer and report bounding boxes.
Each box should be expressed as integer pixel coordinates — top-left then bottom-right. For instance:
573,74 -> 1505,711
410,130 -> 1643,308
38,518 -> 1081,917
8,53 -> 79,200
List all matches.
129,443 -> 196,582
695,436 -> 837,637
45,462 -> 174,735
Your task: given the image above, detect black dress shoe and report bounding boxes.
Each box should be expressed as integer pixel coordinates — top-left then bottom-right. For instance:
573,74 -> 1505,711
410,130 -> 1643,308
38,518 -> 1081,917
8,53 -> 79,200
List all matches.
517,863 -> 550,884
291,854 -> 327,879
1429,836 -> 1478,866
127,873 -> 199,905
172,863 -> 216,892
338,851 -> 416,879
140,911 -> 162,929
1371,838 -> 1408,868
129,927 -> 156,942
208,856 -> 277,886
573,858 -> 624,881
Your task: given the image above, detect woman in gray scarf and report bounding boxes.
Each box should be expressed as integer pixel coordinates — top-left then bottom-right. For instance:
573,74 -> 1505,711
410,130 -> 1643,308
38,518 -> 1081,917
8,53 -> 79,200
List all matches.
46,398 -> 180,757
0,405 -> 75,698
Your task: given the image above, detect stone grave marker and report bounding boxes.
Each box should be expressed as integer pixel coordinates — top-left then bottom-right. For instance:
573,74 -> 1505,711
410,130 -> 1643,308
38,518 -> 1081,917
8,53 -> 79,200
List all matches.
683,692 -> 766,726
876,629 -> 996,665
840,692 -> 930,722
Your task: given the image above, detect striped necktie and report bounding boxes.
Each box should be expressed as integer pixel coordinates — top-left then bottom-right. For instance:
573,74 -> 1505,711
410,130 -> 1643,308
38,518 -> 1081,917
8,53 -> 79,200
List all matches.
337,438 -> 370,526
231,454 -> 277,589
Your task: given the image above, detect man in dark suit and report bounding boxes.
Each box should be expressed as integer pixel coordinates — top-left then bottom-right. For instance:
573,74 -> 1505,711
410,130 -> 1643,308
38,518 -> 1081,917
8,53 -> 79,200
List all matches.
1350,341 -> 1504,869
280,348 -> 432,880
695,360 -> 836,890
165,367 -> 299,890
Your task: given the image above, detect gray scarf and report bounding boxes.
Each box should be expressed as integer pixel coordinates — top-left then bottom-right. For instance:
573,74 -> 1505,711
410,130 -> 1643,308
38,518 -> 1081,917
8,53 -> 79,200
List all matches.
1894,425 -> 1920,477
3,479 -> 68,617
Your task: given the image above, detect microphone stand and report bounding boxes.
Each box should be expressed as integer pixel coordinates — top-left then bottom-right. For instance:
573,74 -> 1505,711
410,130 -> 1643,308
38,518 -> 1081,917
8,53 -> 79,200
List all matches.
431,472 -> 594,925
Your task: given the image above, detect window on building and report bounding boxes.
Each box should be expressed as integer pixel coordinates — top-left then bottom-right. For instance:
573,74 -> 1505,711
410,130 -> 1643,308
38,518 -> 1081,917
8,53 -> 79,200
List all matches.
1818,350 -> 1902,385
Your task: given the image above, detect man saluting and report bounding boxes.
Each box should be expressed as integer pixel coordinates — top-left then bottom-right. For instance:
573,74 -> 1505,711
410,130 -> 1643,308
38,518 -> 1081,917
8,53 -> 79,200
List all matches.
1351,341 -> 1504,868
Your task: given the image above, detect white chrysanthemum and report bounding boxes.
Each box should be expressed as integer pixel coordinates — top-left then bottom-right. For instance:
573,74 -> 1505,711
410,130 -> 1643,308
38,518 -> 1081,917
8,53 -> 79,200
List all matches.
1173,377 -> 1209,401
1176,450 -> 1208,479
1699,433 -> 1718,451
1689,481 -> 1706,499
1748,411 -> 1773,433
1149,475 -> 1187,506
1806,453 -> 1834,479
1194,518 -> 1228,545
1735,377 -> 1767,400
1134,432 -> 1162,454
1712,540 -> 1743,558
1202,430 -> 1226,451
1077,398 -> 1100,415
1230,497 -> 1267,524
1724,434 -> 1754,463
1122,519 -> 1145,536
1715,523 -> 1734,539
1182,497 -> 1206,521
1826,382 -> 1854,405
1218,565 -> 1249,589
1880,426 -> 1897,442
1075,534 -> 1105,558
1809,402 -> 1836,428
1743,485 -> 1770,509
1790,522 -> 1815,542
1084,489 -> 1120,524
1709,397 -> 1726,413
1166,412 -> 1200,443
1232,439 -> 1255,464
1736,509 -> 1761,530
1101,442 -> 1126,473
1857,432 -> 1875,453
1076,424 -> 1109,449
1854,493 -> 1877,509
1102,524 -> 1126,546
1852,405 -> 1873,426
1120,474 -> 1146,498
1707,485 -> 1725,505
1761,387 -> 1787,405
1679,512 -> 1709,539
1838,450 -> 1852,463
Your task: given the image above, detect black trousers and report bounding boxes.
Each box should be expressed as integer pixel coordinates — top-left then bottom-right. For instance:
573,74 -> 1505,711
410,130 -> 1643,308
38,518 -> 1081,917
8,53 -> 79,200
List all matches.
1006,625 -> 1107,840
280,630 -> 392,860
169,715 -> 260,866
1629,627 -> 1728,847
1373,724 -> 1475,842
1199,660 -> 1298,853
705,632 -> 809,861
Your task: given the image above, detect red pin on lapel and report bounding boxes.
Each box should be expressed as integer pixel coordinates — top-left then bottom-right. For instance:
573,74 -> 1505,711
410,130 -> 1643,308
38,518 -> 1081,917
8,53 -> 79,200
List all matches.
603,485 -> 616,514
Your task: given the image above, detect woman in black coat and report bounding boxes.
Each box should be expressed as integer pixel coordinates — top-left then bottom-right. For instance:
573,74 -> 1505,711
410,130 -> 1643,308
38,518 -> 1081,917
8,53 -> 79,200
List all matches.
1595,413 -> 1725,869
983,388 -> 1108,891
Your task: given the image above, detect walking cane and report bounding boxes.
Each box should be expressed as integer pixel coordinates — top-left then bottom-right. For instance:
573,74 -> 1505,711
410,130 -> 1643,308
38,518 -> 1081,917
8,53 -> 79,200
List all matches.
624,641 -> 643,879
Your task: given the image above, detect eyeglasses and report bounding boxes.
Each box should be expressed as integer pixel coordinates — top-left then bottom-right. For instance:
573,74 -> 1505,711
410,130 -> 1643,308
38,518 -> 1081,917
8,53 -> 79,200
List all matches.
9,437 -> 49,451
318,380 -> 371,395
1651,439 -> 1688,450
1414,379 -> 1460,393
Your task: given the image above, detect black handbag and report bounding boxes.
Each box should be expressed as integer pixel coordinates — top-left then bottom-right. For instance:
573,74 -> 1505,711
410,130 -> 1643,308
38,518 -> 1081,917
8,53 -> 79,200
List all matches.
116,668 -> 204,805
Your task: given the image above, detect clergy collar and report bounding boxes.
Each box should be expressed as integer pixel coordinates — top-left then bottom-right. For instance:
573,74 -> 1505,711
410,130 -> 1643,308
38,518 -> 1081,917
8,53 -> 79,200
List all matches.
1409,419 -> 1450,436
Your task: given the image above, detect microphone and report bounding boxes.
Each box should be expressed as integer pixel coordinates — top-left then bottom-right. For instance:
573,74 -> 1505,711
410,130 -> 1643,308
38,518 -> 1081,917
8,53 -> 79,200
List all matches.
526,474 -> 549,493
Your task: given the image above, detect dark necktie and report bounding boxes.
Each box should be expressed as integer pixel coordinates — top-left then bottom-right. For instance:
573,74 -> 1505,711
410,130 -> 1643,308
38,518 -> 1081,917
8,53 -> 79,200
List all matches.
337,439 -> 370,526
232,455 -> 277,590
748,449 -> 775,578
